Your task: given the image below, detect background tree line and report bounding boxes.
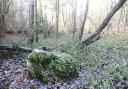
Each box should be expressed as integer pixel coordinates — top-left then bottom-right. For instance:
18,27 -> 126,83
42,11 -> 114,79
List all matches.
0,0 -> 128,45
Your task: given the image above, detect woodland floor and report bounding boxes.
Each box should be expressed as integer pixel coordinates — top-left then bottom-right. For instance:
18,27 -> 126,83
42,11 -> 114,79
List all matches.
0,50 -> 87,89
0,33 -> 128,89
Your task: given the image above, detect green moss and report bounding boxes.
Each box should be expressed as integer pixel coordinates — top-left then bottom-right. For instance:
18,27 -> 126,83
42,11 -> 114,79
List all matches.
26,49 -> 80,82
49,52 -> 79,78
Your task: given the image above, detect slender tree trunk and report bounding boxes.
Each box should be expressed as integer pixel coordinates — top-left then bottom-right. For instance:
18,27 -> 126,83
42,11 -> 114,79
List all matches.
35,0 -> 38,42
0,2 -> 3,37
81,0 -> 127,46
0,0 -> 7,38
72,0 -> 77,38
29,0 -> 34,32
117,7 -> 124,31
56,0 -> 60,39
28,0 -> 35,44
79,0 -> 89,40
124,3 -> 128,32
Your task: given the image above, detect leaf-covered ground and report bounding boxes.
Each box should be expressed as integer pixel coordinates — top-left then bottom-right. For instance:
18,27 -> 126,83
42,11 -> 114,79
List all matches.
0,34 -> 128,89
0,50 -> 87,89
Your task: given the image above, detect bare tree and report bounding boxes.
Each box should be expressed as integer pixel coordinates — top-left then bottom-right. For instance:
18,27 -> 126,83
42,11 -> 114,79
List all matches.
72,0 -> 77,38
81,0 -> 127,46
0,0 -> 13,37
79,0 -> 89,40
35,0 -> 38,42
0,0 -> 4,37
28,0 -> 34,43
56,0 -> 60,39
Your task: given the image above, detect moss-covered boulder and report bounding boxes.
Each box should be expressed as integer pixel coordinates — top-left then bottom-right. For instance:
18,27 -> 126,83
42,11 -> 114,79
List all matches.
26,49 -> 79,83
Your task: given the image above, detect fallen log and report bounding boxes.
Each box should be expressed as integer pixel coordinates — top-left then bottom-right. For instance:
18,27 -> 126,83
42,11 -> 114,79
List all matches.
0,44 -> 32,53
0,44 -> 55,53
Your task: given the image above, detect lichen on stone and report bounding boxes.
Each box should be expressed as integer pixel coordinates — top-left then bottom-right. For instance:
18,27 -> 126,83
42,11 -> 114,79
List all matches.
26,49 -> 80,83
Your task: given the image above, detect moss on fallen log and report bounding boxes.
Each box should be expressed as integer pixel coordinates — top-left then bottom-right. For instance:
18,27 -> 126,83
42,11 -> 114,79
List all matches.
26,49 -> 80,83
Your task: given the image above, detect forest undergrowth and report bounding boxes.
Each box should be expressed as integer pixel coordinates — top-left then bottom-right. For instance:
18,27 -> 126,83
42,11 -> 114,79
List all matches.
0,34 -> 128,89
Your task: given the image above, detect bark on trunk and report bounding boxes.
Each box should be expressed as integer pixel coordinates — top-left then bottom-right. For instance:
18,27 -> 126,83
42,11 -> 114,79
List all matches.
56,0 -> 60,39
72,0 -> 77,38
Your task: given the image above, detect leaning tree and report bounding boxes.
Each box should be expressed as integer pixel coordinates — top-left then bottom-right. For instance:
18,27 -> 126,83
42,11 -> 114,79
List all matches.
81,0 -> 128,46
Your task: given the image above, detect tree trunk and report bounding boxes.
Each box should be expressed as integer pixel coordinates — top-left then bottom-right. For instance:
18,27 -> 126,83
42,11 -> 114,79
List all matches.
72,0 -> 77,38
79,0 -> 89,40
28,0 -> 38,44
56,0 -> 60,39
35,0 -> 38,42
81,0 -> 127,46
0,0 -> 7,38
